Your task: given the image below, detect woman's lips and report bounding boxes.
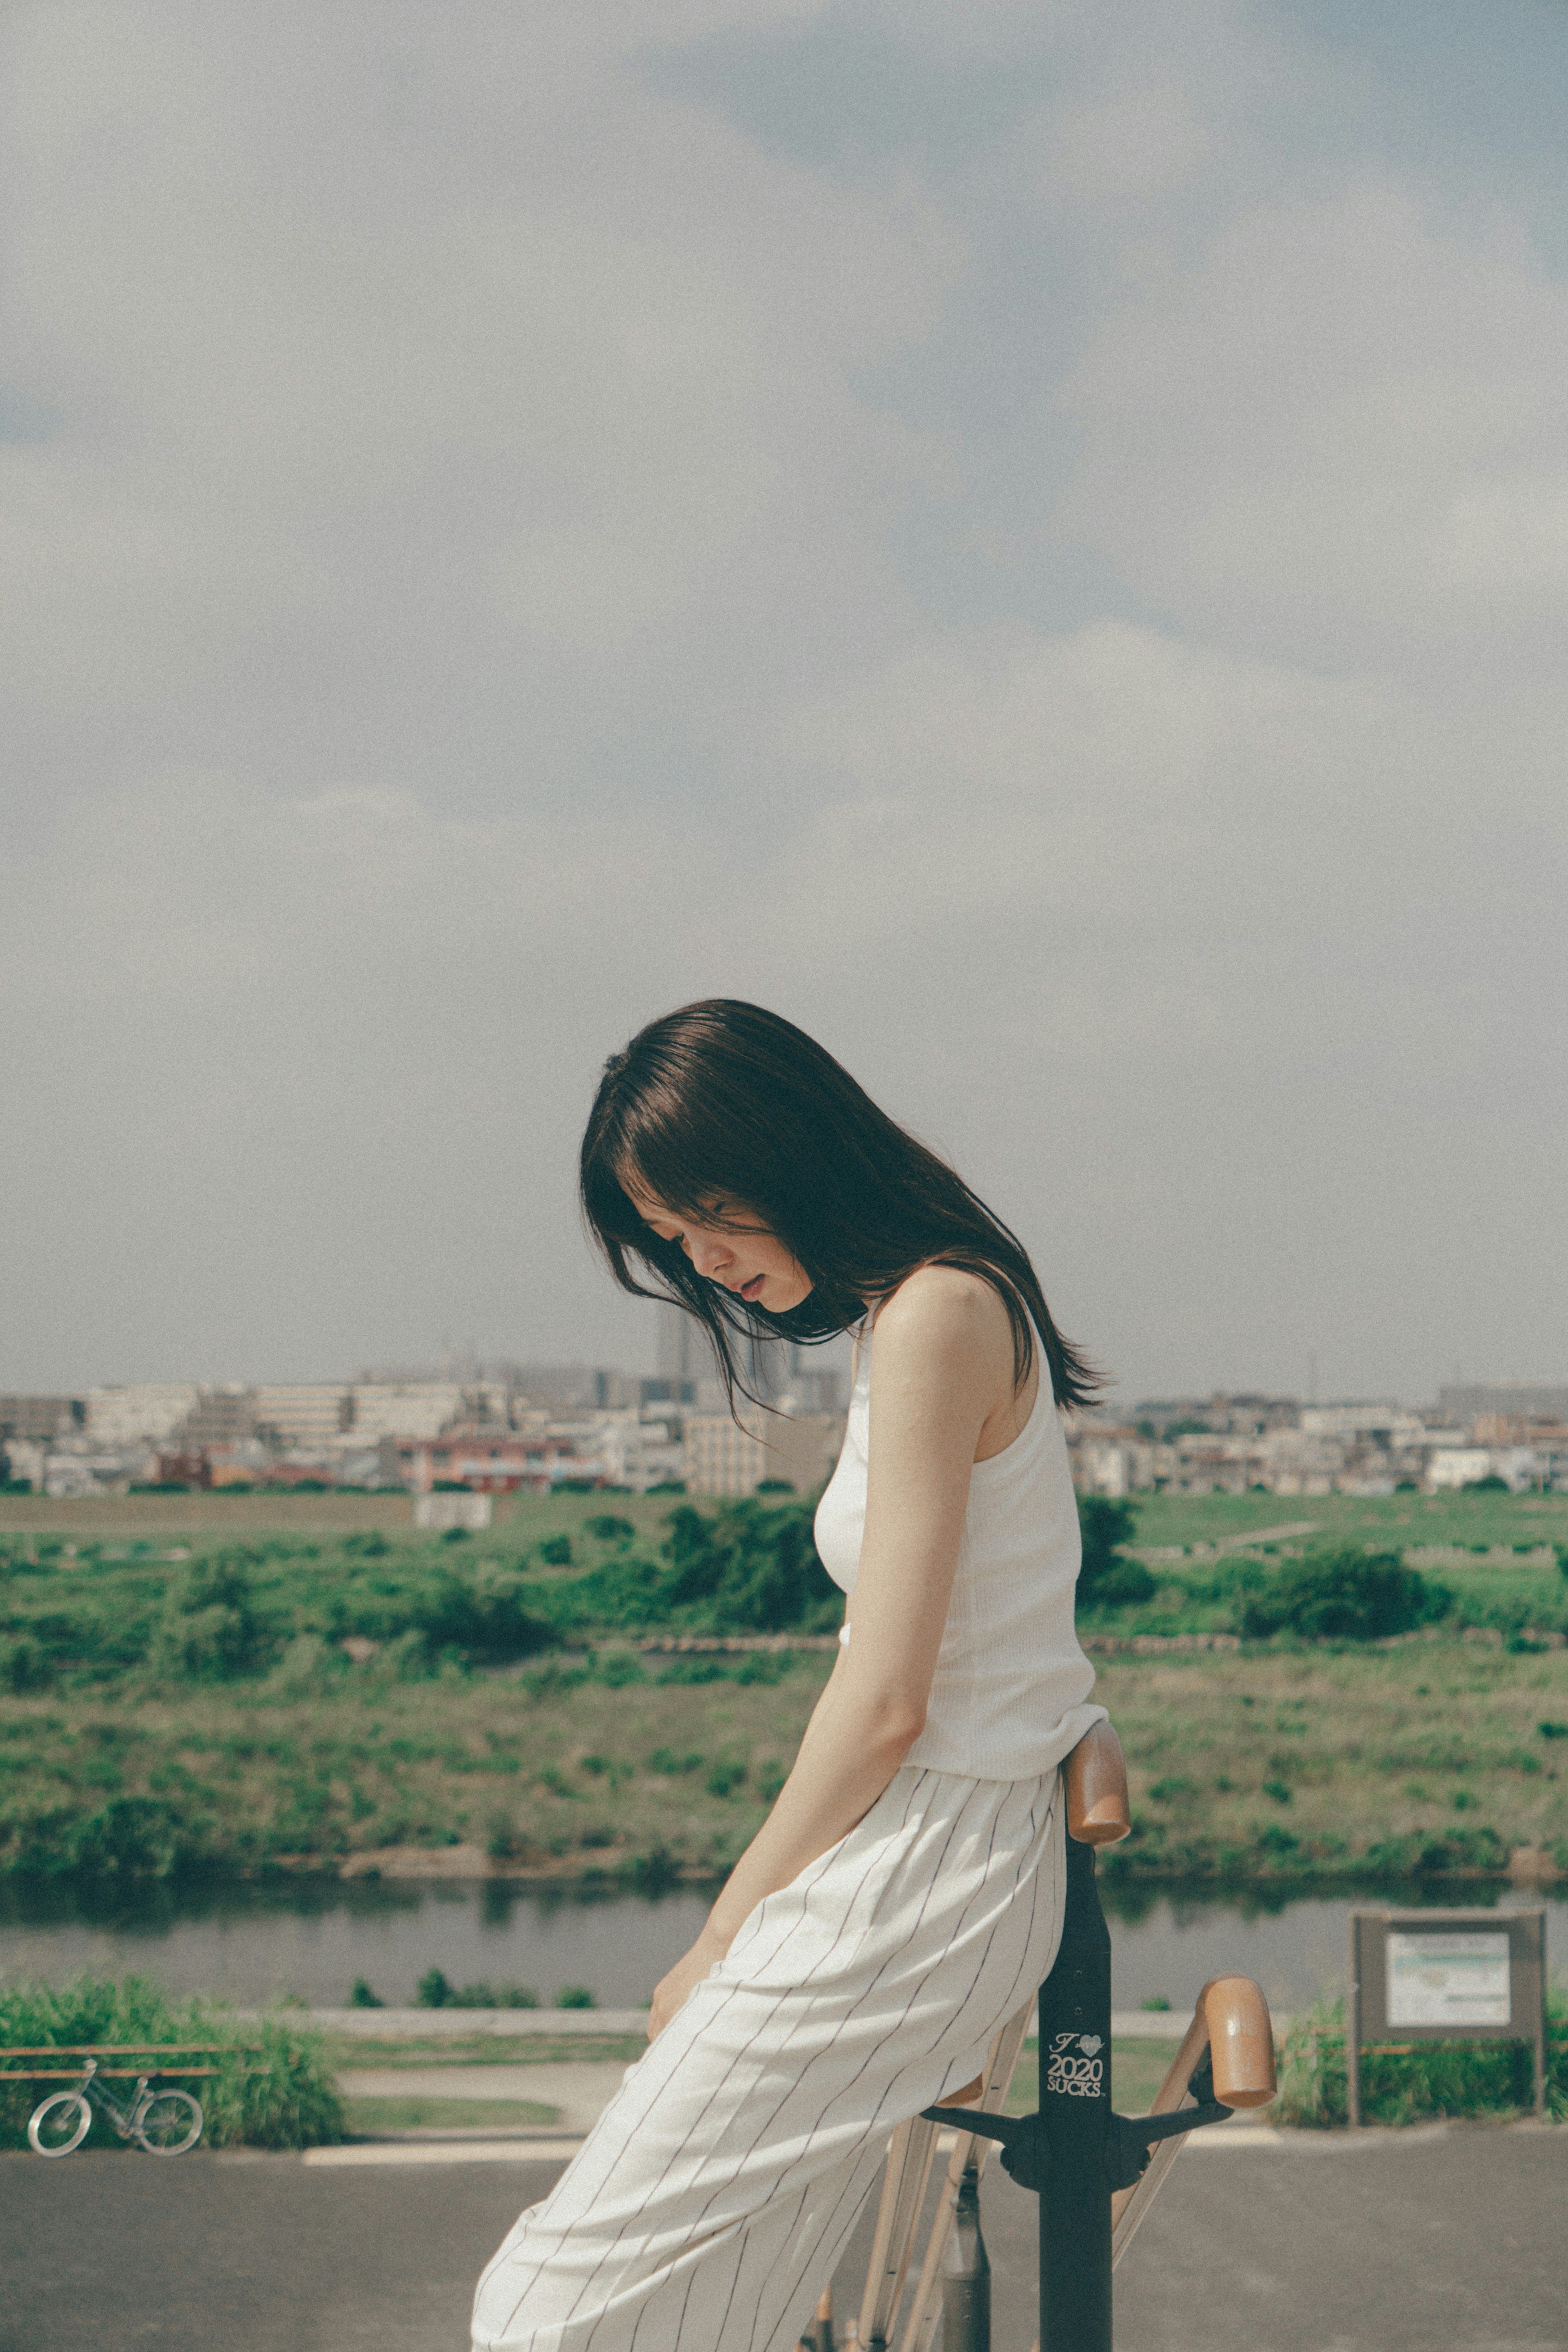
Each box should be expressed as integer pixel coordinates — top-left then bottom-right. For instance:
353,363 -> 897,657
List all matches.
738,1274 -> 765,1301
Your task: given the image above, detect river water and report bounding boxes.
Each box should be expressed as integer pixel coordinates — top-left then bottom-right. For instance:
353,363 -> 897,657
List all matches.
2,1875 -> 1562,2015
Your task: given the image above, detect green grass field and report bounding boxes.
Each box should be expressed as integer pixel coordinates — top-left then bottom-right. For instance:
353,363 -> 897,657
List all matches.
1121,1487 -> 1568,1556
2,1480 -> 1564,1558
2,1491 -> 1565,1887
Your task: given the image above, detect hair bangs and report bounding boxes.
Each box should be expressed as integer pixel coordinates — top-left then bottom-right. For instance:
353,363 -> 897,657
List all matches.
579,999 -> 1102,1418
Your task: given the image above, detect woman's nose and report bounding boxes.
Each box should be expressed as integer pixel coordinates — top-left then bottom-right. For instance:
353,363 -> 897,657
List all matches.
688,1232 -> 732,1279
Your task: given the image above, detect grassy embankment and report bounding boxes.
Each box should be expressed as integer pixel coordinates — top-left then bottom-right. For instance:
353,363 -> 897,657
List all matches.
0,1489 -> 1566,1888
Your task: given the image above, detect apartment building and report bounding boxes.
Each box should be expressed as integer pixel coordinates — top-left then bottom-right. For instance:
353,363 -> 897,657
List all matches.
684,1409 -> 845,1499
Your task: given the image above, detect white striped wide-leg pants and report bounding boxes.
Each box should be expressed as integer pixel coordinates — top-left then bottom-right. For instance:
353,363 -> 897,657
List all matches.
471,1764 -> 1065,2352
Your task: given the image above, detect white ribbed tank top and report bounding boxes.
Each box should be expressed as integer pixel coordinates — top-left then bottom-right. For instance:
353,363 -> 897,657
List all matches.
813,1317 -> 1105,1782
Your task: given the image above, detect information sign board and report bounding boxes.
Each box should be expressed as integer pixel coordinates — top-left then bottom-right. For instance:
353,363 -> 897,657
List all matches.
1347,1908 -> 1546,2126
1385,1931 -> 1510,2028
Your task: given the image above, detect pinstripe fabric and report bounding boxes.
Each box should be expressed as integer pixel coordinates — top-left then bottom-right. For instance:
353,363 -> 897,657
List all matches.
471,1764 -> 1064,2352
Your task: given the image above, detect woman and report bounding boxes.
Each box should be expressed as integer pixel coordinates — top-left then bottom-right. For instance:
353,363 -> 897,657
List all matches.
472,999 -> 1105,2352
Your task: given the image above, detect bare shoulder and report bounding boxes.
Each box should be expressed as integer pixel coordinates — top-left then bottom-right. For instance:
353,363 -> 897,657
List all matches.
871,1264 -> 1014,1372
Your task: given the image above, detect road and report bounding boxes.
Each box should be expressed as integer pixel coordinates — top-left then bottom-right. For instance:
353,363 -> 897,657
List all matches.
2,2125 -> 1564,2352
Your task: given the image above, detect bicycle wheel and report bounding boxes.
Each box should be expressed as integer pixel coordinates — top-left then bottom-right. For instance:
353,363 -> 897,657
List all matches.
134,2088 -> 203,2155
28,2093 -> 91,2157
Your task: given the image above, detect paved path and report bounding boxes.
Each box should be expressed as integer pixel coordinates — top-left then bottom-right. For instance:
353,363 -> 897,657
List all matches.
2,2126 -> 1563,2352
339,2061 -> 633,2129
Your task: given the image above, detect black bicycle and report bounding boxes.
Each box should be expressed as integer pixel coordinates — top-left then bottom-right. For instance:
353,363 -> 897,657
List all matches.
28,2055 -> 203,2158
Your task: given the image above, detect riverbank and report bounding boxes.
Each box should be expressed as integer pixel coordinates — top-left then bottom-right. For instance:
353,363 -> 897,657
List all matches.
1,1637 -> 1566,1889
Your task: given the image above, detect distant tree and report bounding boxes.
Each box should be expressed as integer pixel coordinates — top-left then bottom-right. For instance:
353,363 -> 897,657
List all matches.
158,1552 -> 273,1680
1239,1547 -> 1449,1642
1076,1496 -> 1154,1611
659,1499 -> 840,1630
412,1567 -> 557,1665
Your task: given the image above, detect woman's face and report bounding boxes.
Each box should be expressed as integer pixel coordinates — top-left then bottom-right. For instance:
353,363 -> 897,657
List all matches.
626,1184 -> 814,1313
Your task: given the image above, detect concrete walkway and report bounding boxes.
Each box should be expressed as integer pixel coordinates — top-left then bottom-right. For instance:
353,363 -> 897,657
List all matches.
3,2122 -> 1563,2351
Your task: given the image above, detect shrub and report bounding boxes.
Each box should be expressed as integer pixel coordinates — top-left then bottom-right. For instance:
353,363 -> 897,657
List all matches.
4,1640 -> 51,1694
1076,1497 -> 1154,1611
420,1978 -> 538,2009
0,1975 -> 341,2150
156,1554 -> 275,1681
1238,1548 -> 1448,1643
1275,1994 -> 1568,2127
660,1500 -> 841,1632
412,1568 -> 559,1666
555,1986 -> 596,2010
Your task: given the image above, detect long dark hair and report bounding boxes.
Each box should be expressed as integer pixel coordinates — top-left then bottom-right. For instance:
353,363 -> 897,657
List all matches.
579,999 -> 1100,1413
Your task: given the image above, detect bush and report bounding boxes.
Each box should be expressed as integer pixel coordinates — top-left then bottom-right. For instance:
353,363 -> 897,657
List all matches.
156,1554 -> 276,1681
4,1639 -> 51,1694
1076,1496 -> 1154,1611
0,1975 -> 342,2150
1238,1547 -> 1449,1643
555,1986 -> 596,2010
412,1567 -> 559,1667
1275,1993 -> 1568,2127
412,1972 -> 537,2009
661,1499 -> 842,1632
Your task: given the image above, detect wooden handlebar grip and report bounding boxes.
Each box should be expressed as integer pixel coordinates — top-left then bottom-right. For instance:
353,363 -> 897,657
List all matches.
1199,1976 -> 1276,2109
1063,1719 -> 1132,1846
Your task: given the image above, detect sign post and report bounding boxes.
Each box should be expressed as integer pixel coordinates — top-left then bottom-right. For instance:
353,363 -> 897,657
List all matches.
1346,1908 -> 1547,2127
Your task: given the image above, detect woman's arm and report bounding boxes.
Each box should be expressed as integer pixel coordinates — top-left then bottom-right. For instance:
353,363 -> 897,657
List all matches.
647,1266 -> 1019,2038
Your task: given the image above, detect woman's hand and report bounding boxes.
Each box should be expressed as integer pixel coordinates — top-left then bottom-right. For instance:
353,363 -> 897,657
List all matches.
647,1922 -> 732,2042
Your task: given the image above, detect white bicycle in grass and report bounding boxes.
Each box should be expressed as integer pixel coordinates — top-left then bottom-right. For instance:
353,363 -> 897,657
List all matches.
28,2055 -> 203,2158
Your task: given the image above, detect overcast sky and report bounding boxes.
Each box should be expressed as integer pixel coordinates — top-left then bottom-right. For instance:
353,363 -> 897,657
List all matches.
3,0 -> 1565,1408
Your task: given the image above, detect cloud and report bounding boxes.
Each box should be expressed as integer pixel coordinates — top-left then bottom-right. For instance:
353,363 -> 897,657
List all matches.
0,0 -> 1564,1402
1058,181 -> 1568,667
